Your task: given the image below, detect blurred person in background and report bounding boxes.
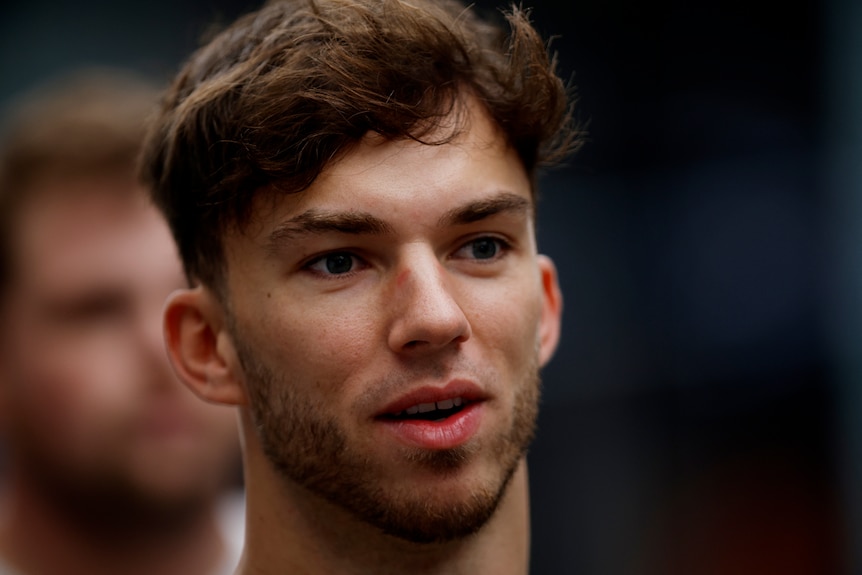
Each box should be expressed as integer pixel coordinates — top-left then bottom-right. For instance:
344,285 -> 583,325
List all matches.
0,70 -> 243,575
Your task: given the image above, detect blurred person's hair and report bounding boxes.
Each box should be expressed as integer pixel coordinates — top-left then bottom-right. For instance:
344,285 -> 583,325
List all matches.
0,69 -> 159,293
140,0 -> 582,294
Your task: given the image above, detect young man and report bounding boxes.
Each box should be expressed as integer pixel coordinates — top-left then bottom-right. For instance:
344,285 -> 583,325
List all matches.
141,0 -> 576,573
0,71 -> 243,575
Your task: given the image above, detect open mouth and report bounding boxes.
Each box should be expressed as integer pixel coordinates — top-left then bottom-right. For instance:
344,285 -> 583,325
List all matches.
380,397 -> 469,422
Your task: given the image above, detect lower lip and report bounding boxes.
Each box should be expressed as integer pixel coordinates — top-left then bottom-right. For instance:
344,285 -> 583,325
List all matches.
376,402 -> 484,450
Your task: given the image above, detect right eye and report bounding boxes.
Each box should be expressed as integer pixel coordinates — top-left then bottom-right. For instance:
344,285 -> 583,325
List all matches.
304,252 -> 363,276
46,292 -> 131,326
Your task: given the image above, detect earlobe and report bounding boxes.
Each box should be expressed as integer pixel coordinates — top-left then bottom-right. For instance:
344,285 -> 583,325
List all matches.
163,287 -> 247,406
536,255 -> 563,367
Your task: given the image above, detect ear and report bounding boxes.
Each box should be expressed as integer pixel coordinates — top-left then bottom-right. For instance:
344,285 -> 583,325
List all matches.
536,254 -> 563,367
163,287 -> 247,406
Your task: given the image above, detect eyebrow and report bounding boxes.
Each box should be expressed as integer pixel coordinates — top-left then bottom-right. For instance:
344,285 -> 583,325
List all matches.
437,192 -> 532,227
266,191 -> 532,250
267,209 -> 394,248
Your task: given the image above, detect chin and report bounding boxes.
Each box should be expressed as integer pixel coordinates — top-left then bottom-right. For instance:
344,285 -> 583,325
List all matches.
365,459 -> 519,544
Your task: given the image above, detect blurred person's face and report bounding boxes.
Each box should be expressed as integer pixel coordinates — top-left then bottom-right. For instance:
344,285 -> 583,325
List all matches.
0,177 -> 238,518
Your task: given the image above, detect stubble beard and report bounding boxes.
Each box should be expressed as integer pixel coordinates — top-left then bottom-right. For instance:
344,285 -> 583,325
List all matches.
12,432 -> 215,540
232,331 -> 541,544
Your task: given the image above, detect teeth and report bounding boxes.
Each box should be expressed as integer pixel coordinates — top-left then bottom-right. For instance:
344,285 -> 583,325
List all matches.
394,397 -> 467,417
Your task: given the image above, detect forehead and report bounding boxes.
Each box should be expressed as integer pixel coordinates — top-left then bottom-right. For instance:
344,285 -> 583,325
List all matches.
10,178 -> 178,290
239,102 -> 530,239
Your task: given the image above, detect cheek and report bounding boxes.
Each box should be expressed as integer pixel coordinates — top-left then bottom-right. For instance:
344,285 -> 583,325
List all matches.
11,334 -> 138,447
467,279 -> 543,360
248,293 -> 379,389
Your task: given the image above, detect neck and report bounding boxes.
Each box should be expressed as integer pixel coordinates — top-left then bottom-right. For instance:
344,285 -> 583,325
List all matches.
238,432 -> 530,575
0,469 -> 228,575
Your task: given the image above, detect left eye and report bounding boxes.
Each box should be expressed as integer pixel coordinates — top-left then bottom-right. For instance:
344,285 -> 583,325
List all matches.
454,237 -> 506,260
306,252 -> 359,275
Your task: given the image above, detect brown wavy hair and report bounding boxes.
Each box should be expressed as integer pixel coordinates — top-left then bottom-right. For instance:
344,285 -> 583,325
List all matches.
140,0 -> 580,292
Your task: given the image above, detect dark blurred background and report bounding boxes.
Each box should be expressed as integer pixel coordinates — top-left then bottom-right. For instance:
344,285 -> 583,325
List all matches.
0,0 -> 856,573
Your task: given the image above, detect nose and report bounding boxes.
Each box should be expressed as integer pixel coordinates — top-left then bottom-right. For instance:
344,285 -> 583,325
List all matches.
387,250 -> 472,354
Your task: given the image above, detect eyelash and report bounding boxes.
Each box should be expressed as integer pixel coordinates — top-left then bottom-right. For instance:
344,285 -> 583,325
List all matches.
303,252 -> 368,278
301,235 -> 512,278
451,235 -> 512,263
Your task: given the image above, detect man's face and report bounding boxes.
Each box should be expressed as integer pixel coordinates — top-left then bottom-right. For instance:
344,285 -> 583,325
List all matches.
0,180 -> 238,518
222,104 -> 561,542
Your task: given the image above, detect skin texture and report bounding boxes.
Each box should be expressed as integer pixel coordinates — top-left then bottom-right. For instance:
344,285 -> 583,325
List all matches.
165,101 -> 563,575
0,178 -> 240,575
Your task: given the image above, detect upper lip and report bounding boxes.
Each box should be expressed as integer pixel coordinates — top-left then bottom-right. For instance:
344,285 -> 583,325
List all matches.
376,380 -> 487,417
